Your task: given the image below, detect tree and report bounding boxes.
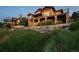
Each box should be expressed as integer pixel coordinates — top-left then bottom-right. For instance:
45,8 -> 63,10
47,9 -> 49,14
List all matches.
69,20 -> 79,31
19,17 -> 28,26
3,17 -> 12,28
0,22 -> 3,28
3,17 -> 12,22
71,11 -> 79,21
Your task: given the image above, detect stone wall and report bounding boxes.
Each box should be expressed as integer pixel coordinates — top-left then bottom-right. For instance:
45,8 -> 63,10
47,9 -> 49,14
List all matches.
29,24 -> 69,33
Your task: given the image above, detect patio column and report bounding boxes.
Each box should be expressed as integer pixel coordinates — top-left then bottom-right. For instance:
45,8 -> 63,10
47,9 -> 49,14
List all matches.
54,15 -> 57,24
66,13 -> 69,24
33,19 -> 34,26
28,18 -> 30,27
45,17 -> 47,23
38,17 -> 40,23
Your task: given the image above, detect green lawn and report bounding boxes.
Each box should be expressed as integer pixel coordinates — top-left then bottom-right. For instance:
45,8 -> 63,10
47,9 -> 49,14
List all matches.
0,29 -> 79,52
0,30 -> 10,37
0,30 -> 44,52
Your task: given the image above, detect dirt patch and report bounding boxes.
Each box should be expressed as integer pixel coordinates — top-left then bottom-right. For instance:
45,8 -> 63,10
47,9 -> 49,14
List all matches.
0,34 -> 11,44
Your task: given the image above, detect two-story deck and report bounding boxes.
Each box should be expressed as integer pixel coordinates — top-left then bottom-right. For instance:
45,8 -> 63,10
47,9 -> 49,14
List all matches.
27,6 -> 69,27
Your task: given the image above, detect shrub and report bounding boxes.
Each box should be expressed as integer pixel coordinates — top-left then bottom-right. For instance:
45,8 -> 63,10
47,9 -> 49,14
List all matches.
0,22 -> 3,28
45,29 -> 78,52
0,30 -> 43,52
0,31 -> 10,37
69,20 -> 79,31
37,20 -> 54,26
45,20 -> 54,25
4,23 -> 11,28
58,20 -> 63,24
36,29 -> 79,52
0,29 -> 79,52
19,20 -> 28,26
37,21 -> 45,26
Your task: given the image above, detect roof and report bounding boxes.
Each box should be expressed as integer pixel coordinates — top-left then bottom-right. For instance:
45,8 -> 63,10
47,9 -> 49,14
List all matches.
33,13 -> 42,17
56,9 -> 63,13
27,6 -> 65,17
34,8 -> 42,13
27,13 -> 34,16
42,6 -> 56,11
56,9 -> 63,11
34,6 -> 56,14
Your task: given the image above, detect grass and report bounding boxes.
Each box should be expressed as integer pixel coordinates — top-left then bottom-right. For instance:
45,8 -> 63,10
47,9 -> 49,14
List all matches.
69,20 -> 79,31
0,30 -> 43,52
41,29 -> 79,52
0,31 -> 10,37
34,29 -> 79,52
0,29 -> 79,52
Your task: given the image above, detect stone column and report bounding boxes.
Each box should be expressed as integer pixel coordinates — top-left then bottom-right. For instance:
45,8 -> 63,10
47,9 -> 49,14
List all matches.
33,19 -> 34,26
66,13 -> 69,24
54,16 -> 57,24
28,18 -> 30,27
45,17 -> 47,23
38,18 -> 40,23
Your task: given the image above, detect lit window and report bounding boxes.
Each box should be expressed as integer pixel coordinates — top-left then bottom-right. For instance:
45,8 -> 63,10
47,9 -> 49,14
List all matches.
42,12 -> 50,16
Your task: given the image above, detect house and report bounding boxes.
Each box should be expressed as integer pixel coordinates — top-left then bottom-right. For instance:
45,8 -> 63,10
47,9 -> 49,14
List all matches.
11,17 -> 28,28
3,17 -> 12,28
11,17 -> 28,29
3,16 -> 27,29
11,17 -> 21,27
27,6 -> 69,27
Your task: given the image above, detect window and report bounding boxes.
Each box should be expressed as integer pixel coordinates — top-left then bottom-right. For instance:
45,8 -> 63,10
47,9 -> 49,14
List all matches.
34,19 -> 38,22
42,12 -> 50,17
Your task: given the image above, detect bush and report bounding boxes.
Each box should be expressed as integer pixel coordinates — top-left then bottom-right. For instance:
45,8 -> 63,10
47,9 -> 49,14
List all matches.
0,29 -> 79,52
37,20 -> 54,26
0,30 -> 43,52
36,29 -> 79,52
0,31 -> 10,37
19,20 -> 28,26
45,20 -> 54,25
69,20 -> 79,31
37,19 -> 64,26
58,20 -> 63,24
4,23 -> 11,28
0,22 -> 3,28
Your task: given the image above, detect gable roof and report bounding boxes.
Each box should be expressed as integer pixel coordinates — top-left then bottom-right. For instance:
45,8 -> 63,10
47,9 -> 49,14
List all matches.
56,9 -> 63,13
42,6 -> 56,11
28,6 -> 58,17
34,8 -> 42,13
34,6 -> 56,14
27,13 -> 34,16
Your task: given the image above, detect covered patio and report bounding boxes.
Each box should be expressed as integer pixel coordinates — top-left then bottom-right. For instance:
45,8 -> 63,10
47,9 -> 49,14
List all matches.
28,13 -> 69,26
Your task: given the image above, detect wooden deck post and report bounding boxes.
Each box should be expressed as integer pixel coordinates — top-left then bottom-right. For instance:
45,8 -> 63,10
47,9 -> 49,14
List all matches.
33,19 -> 34,26
45,17 -> 47,23
38,17 -> 40,23
66,13 -> 69,24
54,15 -> 57,24
28,18 -> 30,27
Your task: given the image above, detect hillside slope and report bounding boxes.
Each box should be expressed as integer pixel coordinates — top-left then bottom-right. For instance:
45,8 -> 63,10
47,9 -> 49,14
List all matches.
0,29 -> 79,52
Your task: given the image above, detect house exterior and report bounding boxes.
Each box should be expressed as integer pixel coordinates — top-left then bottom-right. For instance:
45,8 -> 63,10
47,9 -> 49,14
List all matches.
27,6 -> 69,27
11,17 -> 21,27
11,17 -> 27,27
3,16 -> 27,29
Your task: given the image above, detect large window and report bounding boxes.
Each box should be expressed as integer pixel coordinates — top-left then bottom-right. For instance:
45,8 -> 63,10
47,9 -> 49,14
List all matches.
42,12 -> 50,17
34,19 -> 38,23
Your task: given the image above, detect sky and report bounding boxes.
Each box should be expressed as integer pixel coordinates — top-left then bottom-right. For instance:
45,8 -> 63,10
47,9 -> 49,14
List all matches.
0,6 -> 79,22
